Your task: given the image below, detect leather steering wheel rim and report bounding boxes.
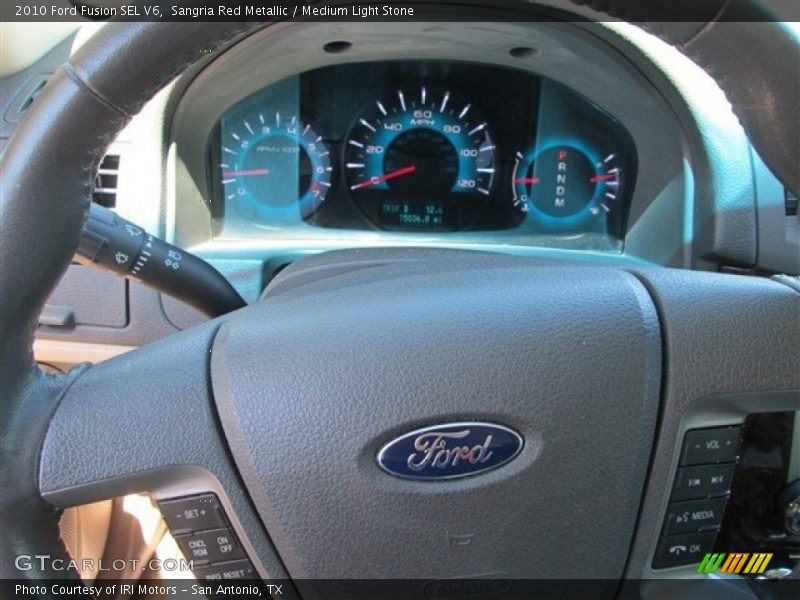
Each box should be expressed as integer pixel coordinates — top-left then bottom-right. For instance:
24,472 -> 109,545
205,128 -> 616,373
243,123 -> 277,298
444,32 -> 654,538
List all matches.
0,1 -> 797,586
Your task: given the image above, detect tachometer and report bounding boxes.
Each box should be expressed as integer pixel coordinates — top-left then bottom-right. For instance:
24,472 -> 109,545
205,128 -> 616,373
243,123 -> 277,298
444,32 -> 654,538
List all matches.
345,87 -> 495,231
219,112 -> 332,221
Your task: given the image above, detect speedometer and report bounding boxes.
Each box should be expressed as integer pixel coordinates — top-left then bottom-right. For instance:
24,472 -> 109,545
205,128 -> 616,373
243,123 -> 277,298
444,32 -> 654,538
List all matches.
344,87 -> 495,231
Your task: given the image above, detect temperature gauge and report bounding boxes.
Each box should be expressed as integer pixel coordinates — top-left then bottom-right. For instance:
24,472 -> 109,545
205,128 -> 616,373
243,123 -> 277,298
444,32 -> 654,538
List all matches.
512,143 -> 624,229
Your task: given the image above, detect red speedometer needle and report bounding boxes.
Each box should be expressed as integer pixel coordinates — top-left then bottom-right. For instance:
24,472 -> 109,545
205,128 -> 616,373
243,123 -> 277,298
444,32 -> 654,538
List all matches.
590,173 -> 617,183
513,177 -> 540,184
351,165 -> 417,190
223,168 -> 270,177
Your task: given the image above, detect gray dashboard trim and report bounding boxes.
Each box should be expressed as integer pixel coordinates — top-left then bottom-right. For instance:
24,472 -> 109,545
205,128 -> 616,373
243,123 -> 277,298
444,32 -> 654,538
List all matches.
588,23 -> 758,268
752,148 -> 800,275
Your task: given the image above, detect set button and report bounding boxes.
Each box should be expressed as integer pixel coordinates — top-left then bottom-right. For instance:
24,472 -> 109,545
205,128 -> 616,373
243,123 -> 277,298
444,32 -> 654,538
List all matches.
158,494 -> 227,534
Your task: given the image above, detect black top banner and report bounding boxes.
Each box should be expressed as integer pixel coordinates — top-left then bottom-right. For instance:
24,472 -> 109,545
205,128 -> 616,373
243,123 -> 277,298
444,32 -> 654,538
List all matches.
1,0 -> 799,22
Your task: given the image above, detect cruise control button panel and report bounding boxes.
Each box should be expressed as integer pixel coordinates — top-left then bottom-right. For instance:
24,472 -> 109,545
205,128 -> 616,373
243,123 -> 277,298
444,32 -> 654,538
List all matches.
158,493 -> 258,582
672,463 -> 736,502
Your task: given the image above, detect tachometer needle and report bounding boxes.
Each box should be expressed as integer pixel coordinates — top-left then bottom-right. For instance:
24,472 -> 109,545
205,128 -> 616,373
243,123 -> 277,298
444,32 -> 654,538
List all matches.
589,173 -> 617,183
223,168 -> 270,177
351,165 -> 417,190
513,177 -> 540,184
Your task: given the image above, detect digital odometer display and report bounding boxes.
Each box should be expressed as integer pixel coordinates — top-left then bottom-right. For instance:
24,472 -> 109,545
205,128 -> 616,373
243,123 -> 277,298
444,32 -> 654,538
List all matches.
379,200 -> 452,229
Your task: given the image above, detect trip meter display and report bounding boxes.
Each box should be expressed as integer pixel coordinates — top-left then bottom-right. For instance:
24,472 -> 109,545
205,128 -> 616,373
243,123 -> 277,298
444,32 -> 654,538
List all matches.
344,87 -> 495,231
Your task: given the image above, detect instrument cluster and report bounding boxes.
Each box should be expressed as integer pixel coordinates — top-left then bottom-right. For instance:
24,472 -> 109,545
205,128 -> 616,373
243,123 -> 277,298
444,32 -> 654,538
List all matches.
210,61 -> 636,247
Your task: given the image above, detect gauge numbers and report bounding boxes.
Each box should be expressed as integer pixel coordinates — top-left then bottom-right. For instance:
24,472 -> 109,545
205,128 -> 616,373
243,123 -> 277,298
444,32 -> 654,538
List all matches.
220,112 -> 332,221
512,143 -> 624,230
345,87 -> 495,231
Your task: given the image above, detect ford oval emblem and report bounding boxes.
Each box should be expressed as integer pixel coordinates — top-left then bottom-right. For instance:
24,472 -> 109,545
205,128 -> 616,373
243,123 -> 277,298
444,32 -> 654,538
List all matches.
377,422 -> 524,480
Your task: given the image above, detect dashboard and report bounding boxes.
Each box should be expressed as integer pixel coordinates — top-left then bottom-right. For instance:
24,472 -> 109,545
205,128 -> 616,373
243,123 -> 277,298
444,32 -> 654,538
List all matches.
210,61 -> 636,250
168,20 -> 704,264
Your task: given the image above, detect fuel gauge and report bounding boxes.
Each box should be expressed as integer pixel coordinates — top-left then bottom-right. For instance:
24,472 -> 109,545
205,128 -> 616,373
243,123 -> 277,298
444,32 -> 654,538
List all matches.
512,143 -> 624,229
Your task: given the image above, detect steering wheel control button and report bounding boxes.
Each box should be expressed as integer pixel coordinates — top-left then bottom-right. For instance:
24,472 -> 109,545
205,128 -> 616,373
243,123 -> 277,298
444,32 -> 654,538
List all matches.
158,494 -> 227,534
671,463 -> 736,502
680,426 -> 742,466
664,497 -> 727,535
653,531 -> 717,569
653,427 -> 741,568
175,528 -> 246,565
192,559 -> 256,581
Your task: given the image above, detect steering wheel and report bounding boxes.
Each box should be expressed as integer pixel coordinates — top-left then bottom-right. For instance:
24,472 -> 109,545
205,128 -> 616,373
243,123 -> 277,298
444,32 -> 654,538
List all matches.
1,1 -> 798,596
